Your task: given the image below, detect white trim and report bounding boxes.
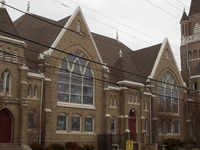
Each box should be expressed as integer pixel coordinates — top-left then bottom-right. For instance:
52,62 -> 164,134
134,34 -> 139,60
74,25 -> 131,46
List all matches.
105,114 -> 111,117
148,38 -> 185,86
189,75 -> 200,79
117,80 -> 144,87
0,35 -> 27,47
143,92 -> 152,96
108,85 -> 121,91
57,102 -> 96,110
28,72 -> 44,79
44,7 -> 104,64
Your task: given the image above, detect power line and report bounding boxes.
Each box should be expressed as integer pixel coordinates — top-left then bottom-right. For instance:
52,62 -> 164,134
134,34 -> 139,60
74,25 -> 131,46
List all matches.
145,0 -> 180,20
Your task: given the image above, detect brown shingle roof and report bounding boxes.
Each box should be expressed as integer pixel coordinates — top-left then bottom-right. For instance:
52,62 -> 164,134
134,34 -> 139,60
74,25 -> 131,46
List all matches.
180,11 -> 189,22
189,0 -> 200,16
0,8 -> 19,39
14,14 -> 70,72
129,44 -> 162,83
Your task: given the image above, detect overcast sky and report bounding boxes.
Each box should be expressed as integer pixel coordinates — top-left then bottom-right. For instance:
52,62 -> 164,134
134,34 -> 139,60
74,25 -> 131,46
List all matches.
3,0 -> 192,69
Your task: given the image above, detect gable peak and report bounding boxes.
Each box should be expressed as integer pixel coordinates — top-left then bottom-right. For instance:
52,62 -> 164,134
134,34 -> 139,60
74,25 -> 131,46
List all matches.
1,0 -> 6,9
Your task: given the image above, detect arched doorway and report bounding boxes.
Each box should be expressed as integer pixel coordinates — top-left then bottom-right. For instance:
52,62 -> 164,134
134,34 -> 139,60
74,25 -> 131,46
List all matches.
129,109 -> 137,141
0,109 -> 12,143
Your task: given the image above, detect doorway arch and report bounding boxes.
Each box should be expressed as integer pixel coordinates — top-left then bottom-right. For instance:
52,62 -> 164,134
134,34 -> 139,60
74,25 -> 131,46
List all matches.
0,109 -> 12,143
129,109 -> 137,141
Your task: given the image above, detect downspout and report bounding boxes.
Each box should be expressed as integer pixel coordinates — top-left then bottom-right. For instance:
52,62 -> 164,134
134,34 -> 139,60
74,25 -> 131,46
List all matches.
150,95 -> 152,144
39,77 -> 44,144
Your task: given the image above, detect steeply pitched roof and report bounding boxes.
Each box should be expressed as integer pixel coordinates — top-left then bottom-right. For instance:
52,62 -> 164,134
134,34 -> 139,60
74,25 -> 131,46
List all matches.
129,44 -> 162,83
0,8 -> 19,39
180,11 -> 189,22
14,14 -> 70,72
189,0 -> 200,16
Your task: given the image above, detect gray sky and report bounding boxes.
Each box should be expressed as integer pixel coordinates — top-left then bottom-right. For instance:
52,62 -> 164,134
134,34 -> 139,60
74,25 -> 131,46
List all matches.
4,0 -> 191,69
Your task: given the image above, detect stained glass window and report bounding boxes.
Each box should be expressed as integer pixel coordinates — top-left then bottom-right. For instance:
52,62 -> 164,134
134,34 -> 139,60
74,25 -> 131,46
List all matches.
57,115 -> 67,131
58,50 -> 94,105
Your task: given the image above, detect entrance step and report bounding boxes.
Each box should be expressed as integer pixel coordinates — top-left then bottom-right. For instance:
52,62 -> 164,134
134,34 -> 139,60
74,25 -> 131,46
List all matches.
0,143 -> 23,150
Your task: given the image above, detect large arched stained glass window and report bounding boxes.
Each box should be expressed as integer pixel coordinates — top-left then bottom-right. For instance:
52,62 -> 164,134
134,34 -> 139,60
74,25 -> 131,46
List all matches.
57,50 -> 94,105
158,72 -> 179,113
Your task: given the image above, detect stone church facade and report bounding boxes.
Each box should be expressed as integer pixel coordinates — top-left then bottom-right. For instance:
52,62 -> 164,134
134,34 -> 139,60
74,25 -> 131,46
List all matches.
0,0 -> 199,149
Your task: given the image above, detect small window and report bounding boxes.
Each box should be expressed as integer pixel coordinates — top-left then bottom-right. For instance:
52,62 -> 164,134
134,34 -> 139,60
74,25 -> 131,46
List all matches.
28,85 -> 32,98
134,94 -> 138,103
110,95 -> 117,107
144,100 -> 148,111
71,115 -> 81,131
0,69 -> 12,93
174,122 -> 180,134
76,21 -> 81,32
192,82 -> 197,90
111,117 -> 116,133
57,114 -> 67,131
0,46 -> 3,60
144,120 -> 148,133
158,121 -> 163,134
188,51 -> 192,60
85,116 -> 94,132
193,50 -> 197,59
34,86 -> 38,98
166,122 -> 172,134
28,111 -> 35,130
5,48 -> 10,61
13,50 -> 18,63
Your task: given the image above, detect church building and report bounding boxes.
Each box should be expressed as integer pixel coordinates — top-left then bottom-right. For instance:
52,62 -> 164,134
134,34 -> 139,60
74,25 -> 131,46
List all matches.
0,0 -> 199,149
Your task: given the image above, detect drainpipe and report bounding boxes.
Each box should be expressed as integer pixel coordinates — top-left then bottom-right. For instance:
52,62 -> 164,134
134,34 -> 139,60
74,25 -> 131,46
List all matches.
39,77 -> 44,144
150,95 -> 152,144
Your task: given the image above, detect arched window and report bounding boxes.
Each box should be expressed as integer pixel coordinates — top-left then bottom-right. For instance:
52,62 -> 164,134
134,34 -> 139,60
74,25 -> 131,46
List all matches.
5,48 -> 10,61
85,115 -> 94,132
28,111 -> 35,130
193,50 -> 197,59
158,72 -> 179,113
0,69 -> 12,93
111,117 -> 116,133
28,85 -> 32,98
57,50 -> 94,105
188,51 -> 192,60
13,50 -> 18,63
57,113 -> 67,131
192,82 -> 197,90
110,95 -> 117,107
71,114 -> 81,132
174,121 -> 180,134
34,85 -> 38,98
76,21 -> 81,33
194,23 -> 200,34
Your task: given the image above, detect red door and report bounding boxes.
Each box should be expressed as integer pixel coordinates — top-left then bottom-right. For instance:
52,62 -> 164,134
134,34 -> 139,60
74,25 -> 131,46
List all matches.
0,109 -> 12,143
129,109 -> 136,141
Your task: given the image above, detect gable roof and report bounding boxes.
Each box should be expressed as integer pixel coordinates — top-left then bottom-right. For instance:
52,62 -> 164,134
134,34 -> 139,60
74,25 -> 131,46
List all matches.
14,13 -> 70,71
0,8 -> 19,39
189,0 -> 200,16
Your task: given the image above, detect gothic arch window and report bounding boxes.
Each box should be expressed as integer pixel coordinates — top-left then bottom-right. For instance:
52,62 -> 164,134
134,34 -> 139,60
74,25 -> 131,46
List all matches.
28,85 -> 32,98
71,114 -> 81,132
192,81 -> 197,90
5,48 -> 10,61
28,110 -> 35,130
85,115 -> 94,132
188,51 -> 192,60
0,69 -> 12,93
57,50 -> 94,105
193,50 -> 197,59
34,85 -> 38,98
13,50 -> 18,63
158,72 -> 179,113
111,117 -> 116,133
57,113 -> 68,131
194,23 -> 200,34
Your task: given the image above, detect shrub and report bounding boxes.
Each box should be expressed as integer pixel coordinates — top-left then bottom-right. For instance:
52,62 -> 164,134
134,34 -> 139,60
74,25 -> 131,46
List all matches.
65,142 -> 82,150
48,143 -> 65,150
82,145 -> 95,150
31,143 -> 45,150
